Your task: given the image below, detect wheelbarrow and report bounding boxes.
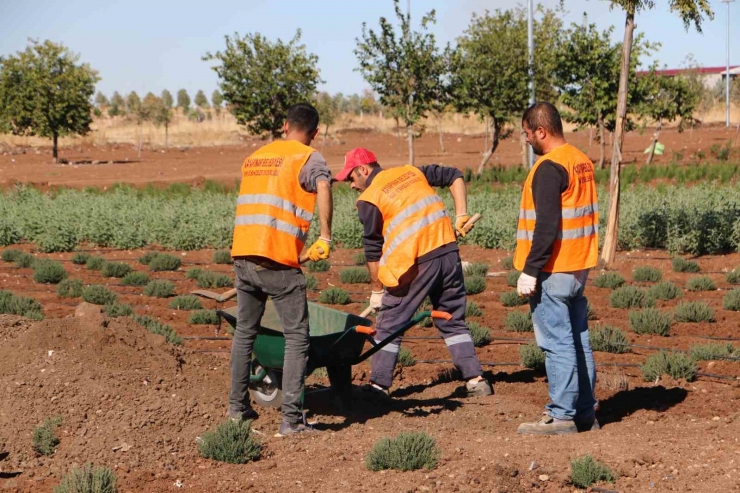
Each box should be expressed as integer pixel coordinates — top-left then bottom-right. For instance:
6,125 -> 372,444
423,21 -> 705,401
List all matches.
217,300 -> 452,409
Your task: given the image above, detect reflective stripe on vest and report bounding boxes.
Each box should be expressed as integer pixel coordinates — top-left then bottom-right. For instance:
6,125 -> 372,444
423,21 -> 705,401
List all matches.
516,223 -> 598,241
234,214 -> 308,243
518,203 -> 598,221
236,193 -> 314,222
379,201 -> 448,266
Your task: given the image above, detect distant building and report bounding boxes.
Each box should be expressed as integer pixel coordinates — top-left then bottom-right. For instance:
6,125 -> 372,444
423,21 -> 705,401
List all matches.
637,66 -> 740,89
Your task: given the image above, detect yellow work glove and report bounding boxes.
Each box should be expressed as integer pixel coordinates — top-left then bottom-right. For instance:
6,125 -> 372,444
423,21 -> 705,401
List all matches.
306,237 -> 331,262
455,214 -> 471,238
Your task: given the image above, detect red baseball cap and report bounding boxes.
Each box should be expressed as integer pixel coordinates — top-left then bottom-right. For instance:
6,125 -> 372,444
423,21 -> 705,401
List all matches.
334,148 -> 377,181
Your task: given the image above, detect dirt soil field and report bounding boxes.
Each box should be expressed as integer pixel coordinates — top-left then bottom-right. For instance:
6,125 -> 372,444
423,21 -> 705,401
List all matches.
1,125 -> 738,188
1,244 -> 739,492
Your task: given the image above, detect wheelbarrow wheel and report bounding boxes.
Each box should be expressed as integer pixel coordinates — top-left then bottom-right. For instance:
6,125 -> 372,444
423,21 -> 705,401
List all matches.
327,364 -> 353,414
249,363 -> 282,409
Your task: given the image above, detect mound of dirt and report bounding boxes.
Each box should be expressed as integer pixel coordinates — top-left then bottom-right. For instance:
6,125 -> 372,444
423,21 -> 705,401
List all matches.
0,311 -> 256,485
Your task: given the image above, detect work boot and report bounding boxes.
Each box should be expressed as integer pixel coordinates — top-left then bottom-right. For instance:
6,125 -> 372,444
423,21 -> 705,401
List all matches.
228,408 -> 259,422
517,415 -> 577,435
464,377 -> 493,397
275,421 -> 316,438
361,382 -> 391,400
574,414 -> 600,432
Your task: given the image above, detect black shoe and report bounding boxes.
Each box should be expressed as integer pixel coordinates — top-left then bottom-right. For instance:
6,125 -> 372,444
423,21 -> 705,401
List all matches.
574,414 -> 600,432
275,421 -> 316,437
228,408 -> 259,422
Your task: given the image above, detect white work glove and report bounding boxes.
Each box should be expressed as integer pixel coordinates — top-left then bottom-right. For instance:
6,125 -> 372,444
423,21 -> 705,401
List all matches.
369,290 -> 384,309
516,273 -> 538,297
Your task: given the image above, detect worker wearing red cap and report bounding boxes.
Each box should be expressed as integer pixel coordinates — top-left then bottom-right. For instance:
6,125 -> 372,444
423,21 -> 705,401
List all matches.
335,149 -> 492,398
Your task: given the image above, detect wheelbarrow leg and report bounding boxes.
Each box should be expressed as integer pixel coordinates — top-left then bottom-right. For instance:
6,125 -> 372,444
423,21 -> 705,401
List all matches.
327,364 -> 353,414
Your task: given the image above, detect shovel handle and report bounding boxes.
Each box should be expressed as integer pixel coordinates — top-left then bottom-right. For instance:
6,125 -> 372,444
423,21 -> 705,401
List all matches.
298,246 -> 325,264
462,213 -> 482,233
359,305 -> 375,318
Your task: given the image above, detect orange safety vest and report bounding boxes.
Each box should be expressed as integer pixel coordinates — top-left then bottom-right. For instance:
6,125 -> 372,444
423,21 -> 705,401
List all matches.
358,165 -> 457,288
231,140 -> 317,268
513,144 -> 599,273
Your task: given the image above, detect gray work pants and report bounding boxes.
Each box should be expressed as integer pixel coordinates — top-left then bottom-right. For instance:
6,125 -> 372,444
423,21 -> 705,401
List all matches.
228,258 -> 309,424
370,250 -> 483,388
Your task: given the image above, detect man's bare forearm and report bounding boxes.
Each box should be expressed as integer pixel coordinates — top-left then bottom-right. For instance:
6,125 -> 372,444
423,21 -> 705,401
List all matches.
367,261 -> 383,291
316,180 -> 333,240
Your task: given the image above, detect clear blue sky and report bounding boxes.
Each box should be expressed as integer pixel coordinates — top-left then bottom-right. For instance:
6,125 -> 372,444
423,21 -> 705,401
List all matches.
1,0 -> 737,100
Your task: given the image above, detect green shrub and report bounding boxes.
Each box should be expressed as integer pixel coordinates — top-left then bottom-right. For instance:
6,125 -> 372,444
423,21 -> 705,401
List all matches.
723,289 -> 740,311
397,346 -> 416,367
415,297 -> 433,327
689,342 -> 737,361
570,455 -> 616,489
138,251 -> 160,265
33,416 -> 62,456
0,290 -> 44,320
53,463 -> 117,493
57,278 -> 83,298
197,419 -> 261,464
686,275 -> 716,292
120,271 -> 149,286
632,266 -> 662,282
366,432 -> 440,472
468,322 -> 491,347
590,325 -> 630,353
648,281 -> 682,301
186,268 -> 203,280
671,257 -> 700,273
195,270 -> 233,289
132,315 -> 182,345
339,267 -> 371,284
464,276 -> 486,295
628,308 -> 672,336
587,302 -> 597,320
148,254 -> 181,272
506,270 -> 520,287
504,310 -> 533,332
727,269 -> 740,285
500,256 -> 514,270
641,350 -> 697,382
463,262 -> 489,277
71,252 -> 91,265
318,287 -> 351,305
305,274 -> 318,291
143,280 -> 175,298
307,259 -> 330,272
610,286 -> 654,309
81,285 -> 117,305
1,248 -> 22,262
500,291 -> 527,307
352,251 -> 366,265
592,272 -> 625,290
189,310 -> 220,325
16,252 -> 36,268
85,256 -> 106,271
169,295 -> 203,310
519,341 -> 545,371
674,301 -> 715,323
465,301 -> 483,317
105,303 -> 133,318
212,250 -> 232,264
33,260 -> 68,284
101,262 -> 133,278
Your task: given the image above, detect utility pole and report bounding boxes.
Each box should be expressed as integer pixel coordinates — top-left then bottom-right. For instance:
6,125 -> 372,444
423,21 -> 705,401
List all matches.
721,0 -> 734,127
527,0 -> 535,167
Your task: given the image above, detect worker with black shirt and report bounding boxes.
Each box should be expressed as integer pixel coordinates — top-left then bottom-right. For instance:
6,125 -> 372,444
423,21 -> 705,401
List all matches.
514,102 -> 600,435
334,148 -> 492,398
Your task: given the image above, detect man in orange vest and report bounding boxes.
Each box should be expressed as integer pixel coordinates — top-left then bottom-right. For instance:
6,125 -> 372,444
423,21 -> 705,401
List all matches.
335,148 -> 492,398
229,103 -> 333,437
514,102 -> 599,435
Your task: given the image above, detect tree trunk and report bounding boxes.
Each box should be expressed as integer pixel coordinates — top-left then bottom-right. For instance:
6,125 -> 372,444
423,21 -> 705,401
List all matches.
477,116 -> 500,174
321,124 -> 329,153
138,123 -> 143,159
52,132 -> 58,163
407,124 -> 414,164
646,120 -> 662,166
437,117 -> 445,154
521,130 -> 528,168
395,117 -> 402,155
165,121 -> 169,149
598,116 -> 606,170
601,9 -> 636,268
483,117 -> 489,153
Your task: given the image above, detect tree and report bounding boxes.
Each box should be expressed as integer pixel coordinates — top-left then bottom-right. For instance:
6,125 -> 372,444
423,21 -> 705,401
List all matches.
177,89 -> 190,113
161,89 -> 174,110
212,89 -> 223,115
203,29 -> 321,140
312,91 -> 338,152
126,91 -> 148,157
600,0 -> 713,267
108,91 -> 125,117
0,39 -> 99,162
354,0 -> 445,164
194,89 -> 209,108
145,94 -> 174,149
94,91 -> 109,108
450,6 -> 562,173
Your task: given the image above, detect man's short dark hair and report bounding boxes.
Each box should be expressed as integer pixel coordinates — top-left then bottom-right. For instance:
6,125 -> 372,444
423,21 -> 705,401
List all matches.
286,103 -> 320,134
522,102 -> 563,138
